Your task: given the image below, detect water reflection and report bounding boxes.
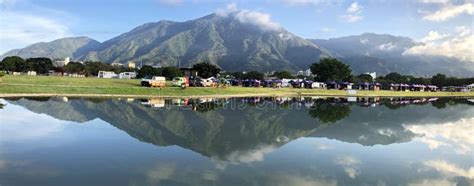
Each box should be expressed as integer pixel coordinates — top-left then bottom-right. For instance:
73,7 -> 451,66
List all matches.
0,97 -> 473,185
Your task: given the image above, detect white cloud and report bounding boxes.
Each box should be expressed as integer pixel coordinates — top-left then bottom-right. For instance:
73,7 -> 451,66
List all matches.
455,26 -> 471,37
282,0 -> 338,6
158,0 -> 183,6
216,4 -> 281,31
347,2 -> 362,13
403,117 -> 474,155
417,0 -> 450,4
422,3 -> 474,21
340,2 -> 363,23
404,31 -> 474,62
215,3 -> 238,17
378,42 -> 396,51
335,156 -> 361,179
408,178 -> 455,186
319,27 -> 335,33
0,1 -> 75,54
421,31 -> 448,42
423,160 -> 474,179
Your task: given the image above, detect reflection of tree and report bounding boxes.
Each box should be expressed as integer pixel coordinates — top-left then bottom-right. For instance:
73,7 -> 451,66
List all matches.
431,98 -> 474,109
193,102 -> 223,112
308,99 -> 351,124
0,103 -> 5,109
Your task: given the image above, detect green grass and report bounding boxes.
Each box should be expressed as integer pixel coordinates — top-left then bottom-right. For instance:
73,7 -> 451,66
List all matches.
0,75 -> 473,98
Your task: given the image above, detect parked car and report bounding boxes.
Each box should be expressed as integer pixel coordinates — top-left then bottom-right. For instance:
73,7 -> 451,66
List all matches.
141,76 -> 166,87
189,77 -> 205,87
172,77 -> 189,87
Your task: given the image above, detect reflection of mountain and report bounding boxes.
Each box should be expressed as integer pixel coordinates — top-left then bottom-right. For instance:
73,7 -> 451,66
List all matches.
6,97 -> 473,159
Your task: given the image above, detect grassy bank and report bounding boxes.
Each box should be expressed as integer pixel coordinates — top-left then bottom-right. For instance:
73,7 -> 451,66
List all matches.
0,75 -> 473,98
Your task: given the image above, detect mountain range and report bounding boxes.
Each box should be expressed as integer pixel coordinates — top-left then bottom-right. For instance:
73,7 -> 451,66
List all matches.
2,13 -> 473,76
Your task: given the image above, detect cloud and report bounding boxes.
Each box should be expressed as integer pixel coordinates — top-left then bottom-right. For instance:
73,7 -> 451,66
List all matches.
340,2 -> 363,23
158,0 -> 183,6
319,27 -> 335,33
378,42 -> 396,51
417,0 -> 450,4
282,0 -> 339,6
423,160 -> 474,179
421,31 -> 448,42
422,3 -> 474,21
404,30 -> 474,62
403,117 -> 474,154
0,1 -> 75,54
216,4 -> 281,31
215,3 -> 238,17
335,156 -> 361,179
455,26 -> 471,37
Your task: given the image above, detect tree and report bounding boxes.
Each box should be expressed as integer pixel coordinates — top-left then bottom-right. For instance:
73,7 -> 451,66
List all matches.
26,58 -> 53,74
1,56 -> 27,72
310,58 -> 352,82
431,73 -> 446,87
383,72 -> 409,83
0,71 -> 4,82
137,65 -> 161,78
273,71 -> 294,79
308,99 -> 351,124
354,74 -> 373,83
193,62 -> 221,78
64,62 -> 85,74
162,67 -> 182,80
243,71 -> 264,80
84,61 -> 113,76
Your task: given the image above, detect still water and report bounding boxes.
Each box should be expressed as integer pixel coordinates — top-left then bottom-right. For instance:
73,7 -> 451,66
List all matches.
0,97 -> 473,186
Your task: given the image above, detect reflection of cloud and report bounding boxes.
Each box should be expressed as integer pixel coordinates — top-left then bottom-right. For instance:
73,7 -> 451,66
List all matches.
423,160 -> 474,179
213,145 -> 277,170
0,159 -> 60,177
335,155 -> 361,179
146,163 -> 176,184
0,105 -> 66,141
270,174 -> 337,186
403,117 -> 474,154
408,178 -> 455,186
313,141 -> 333,150
224,145 -> 276,164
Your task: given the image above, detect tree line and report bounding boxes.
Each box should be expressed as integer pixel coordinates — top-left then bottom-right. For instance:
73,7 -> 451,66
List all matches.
1,56 -> 473,86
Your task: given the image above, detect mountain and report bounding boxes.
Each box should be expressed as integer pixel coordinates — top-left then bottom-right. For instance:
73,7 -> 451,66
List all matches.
1,37 -> 100,60
77,13 -> 331,72
310,33 -> 474,77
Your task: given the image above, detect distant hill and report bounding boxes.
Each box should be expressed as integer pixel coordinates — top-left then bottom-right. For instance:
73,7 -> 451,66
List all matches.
309,33 -> 474,77
76,13 -> 332,72
1,37 -> 100,60
2,16 -> 473,76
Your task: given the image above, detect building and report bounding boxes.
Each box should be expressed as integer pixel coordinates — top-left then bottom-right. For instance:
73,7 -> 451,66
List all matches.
98,71 -> 117,79
54,57 -> 70,67
128,61 -> 136,69
119,72 -> 137,79
468,83 -> 474,90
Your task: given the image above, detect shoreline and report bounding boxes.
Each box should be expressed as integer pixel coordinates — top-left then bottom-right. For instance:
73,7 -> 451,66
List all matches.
1,92 -> 473,99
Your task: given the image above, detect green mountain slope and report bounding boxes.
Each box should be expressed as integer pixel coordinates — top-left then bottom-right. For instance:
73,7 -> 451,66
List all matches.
1,37 -> 100,60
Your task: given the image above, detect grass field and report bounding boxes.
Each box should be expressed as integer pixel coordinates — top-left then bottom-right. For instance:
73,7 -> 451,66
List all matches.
0,75 -> 473,98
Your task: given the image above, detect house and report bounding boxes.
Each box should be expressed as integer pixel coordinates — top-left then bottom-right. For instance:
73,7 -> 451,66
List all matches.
359,82 -> 381,91
111,62 -> 123,67
119,72 -> 137,79
98,71 -> 117,79
426,85 -> 439,92
128,61 -> 136,69
410,84 -> 426,92
389,83 -> 410,91
468,84 -> 474,90
53,57 -> 70,67
27,71 -> 37,76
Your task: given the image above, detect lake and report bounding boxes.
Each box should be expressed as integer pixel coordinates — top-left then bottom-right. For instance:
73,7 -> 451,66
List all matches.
0,97 -> 473,186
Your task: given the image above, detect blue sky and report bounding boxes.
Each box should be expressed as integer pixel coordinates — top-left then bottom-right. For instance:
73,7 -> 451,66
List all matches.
0,0 -> 473,60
